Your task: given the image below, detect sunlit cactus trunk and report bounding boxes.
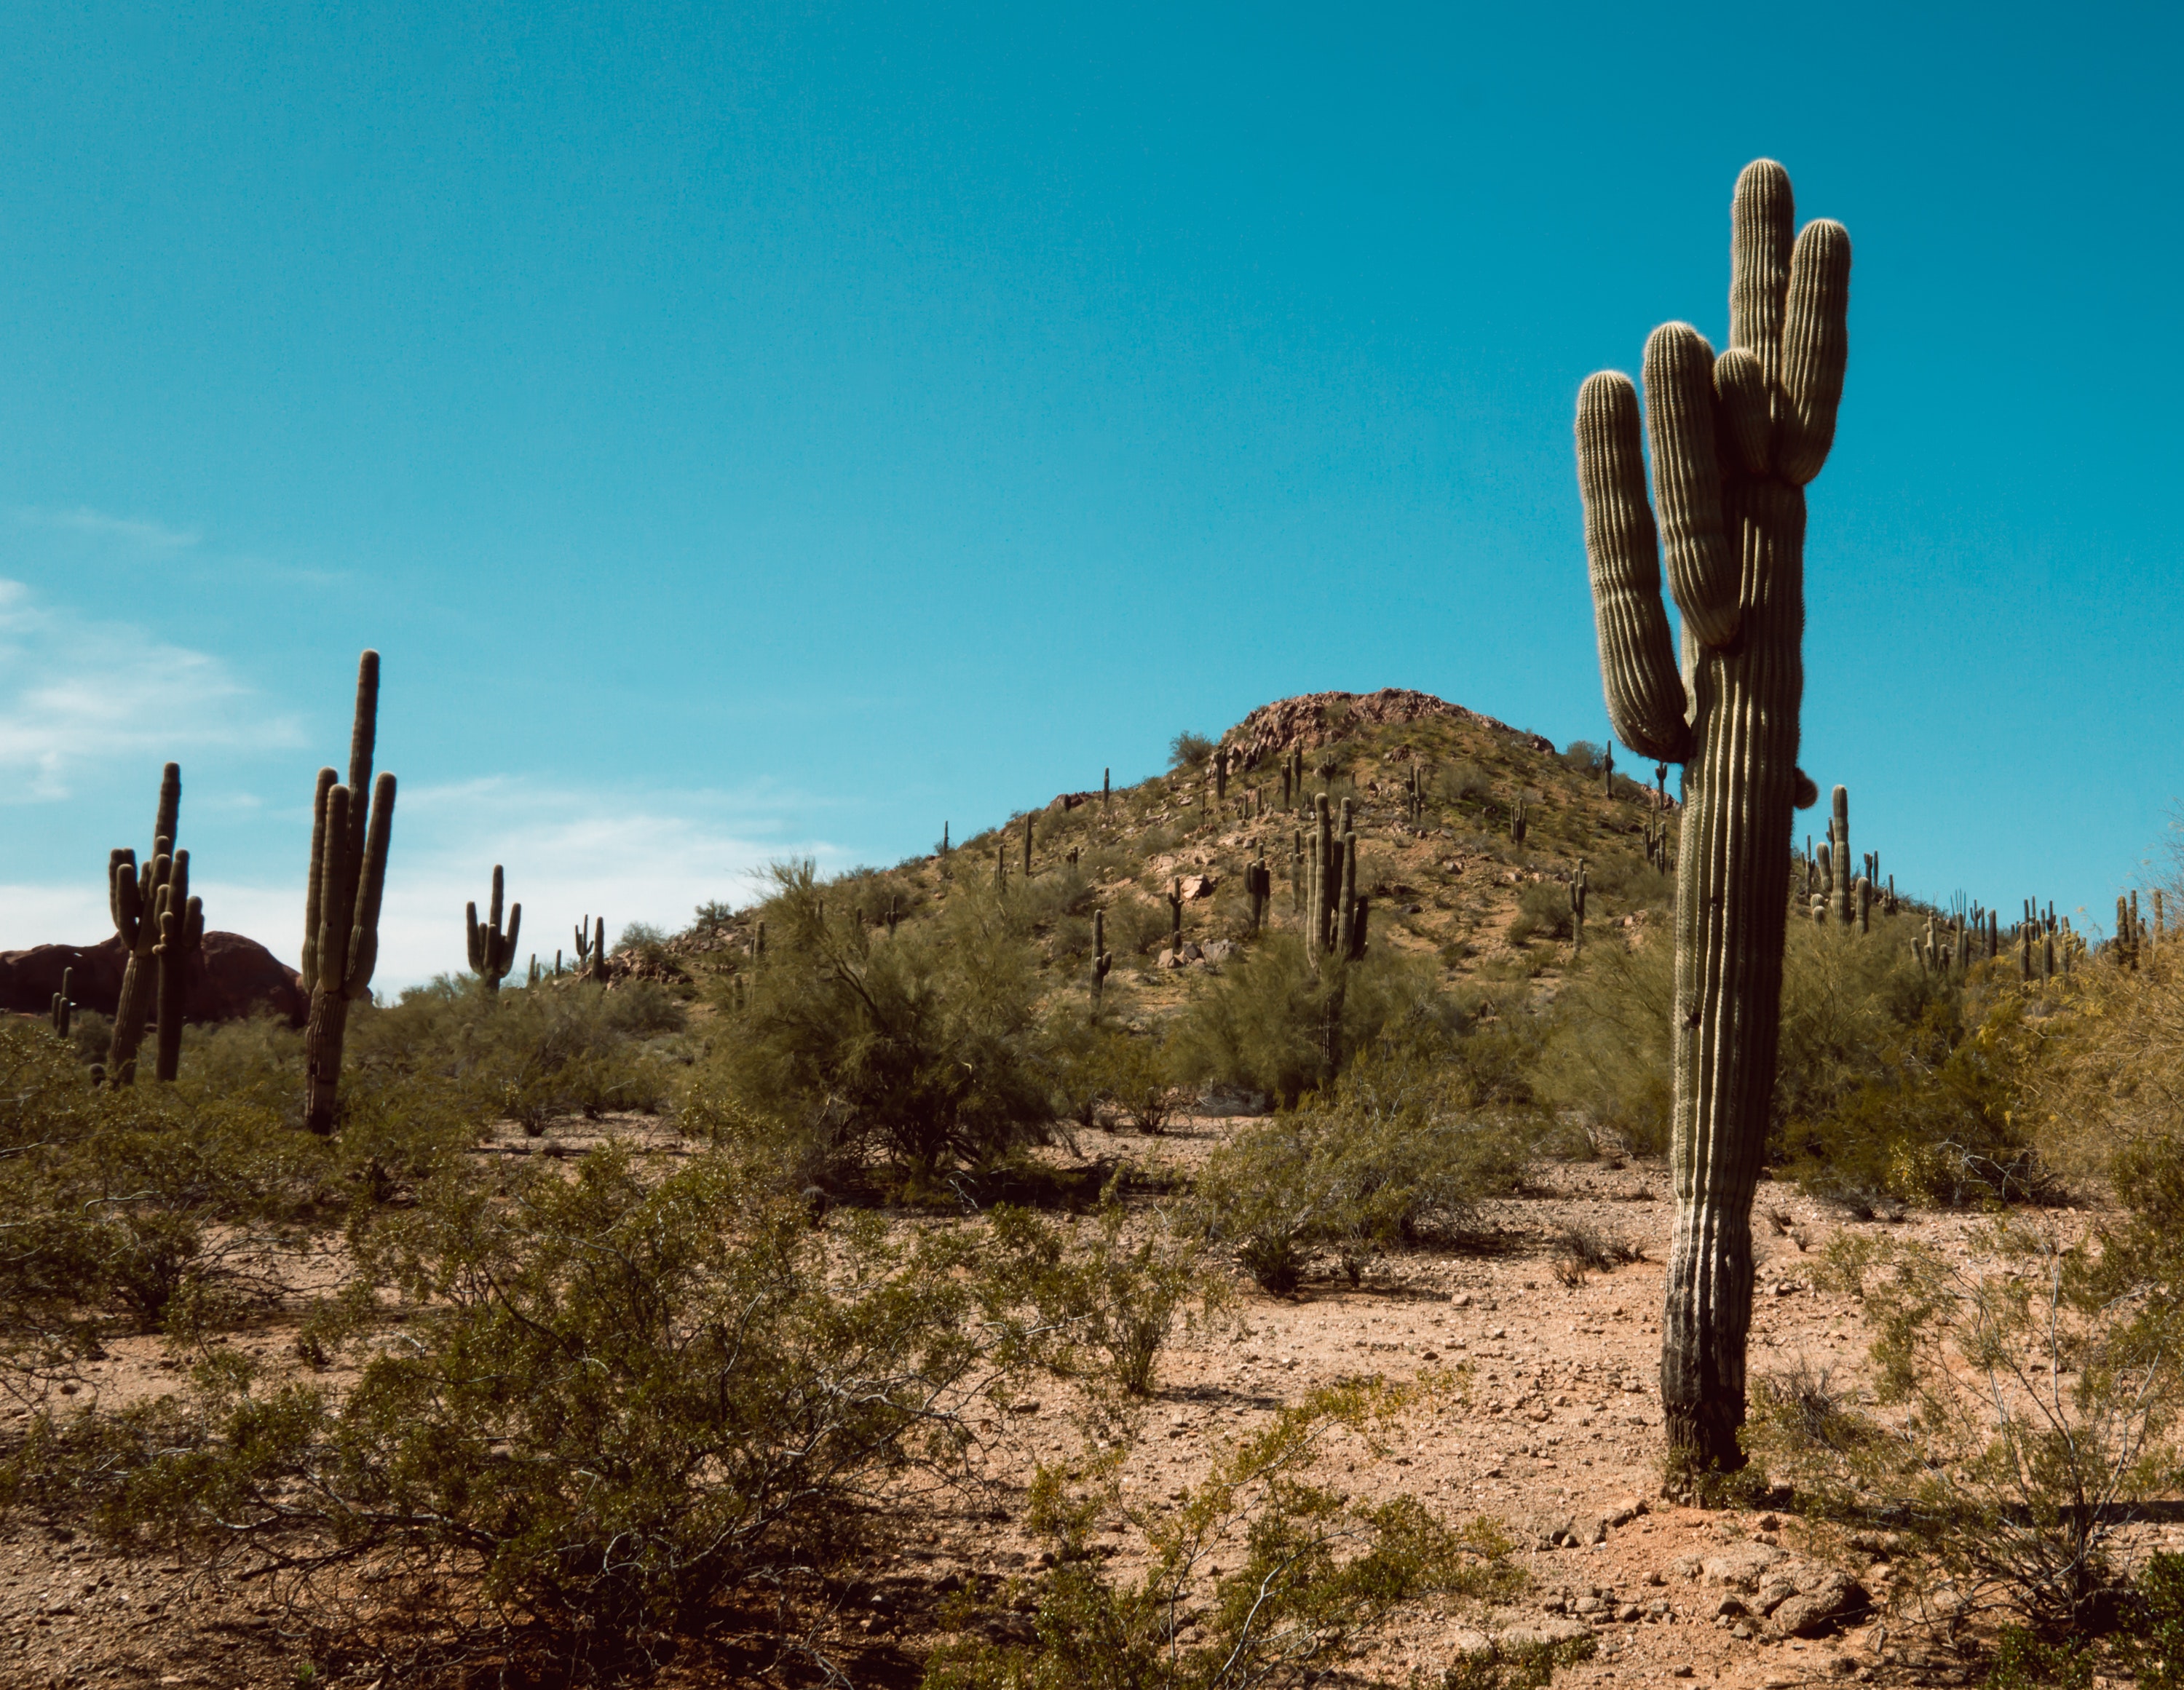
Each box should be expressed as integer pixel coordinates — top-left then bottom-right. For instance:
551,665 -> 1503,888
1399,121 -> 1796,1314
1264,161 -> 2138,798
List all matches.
302,653 -> 397,1135
106,762 -> 181,1084
1576,159 -> 1849,1478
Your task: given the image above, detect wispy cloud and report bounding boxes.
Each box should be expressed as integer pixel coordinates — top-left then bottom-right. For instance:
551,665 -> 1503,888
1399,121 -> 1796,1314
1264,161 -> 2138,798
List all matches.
14,506 -> 203,551
1,773 -> 853,990
0,577 -> 303,798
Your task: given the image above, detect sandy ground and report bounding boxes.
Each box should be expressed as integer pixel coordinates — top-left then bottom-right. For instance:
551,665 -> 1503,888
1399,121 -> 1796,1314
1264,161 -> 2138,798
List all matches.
2,1108 -> 2162,1690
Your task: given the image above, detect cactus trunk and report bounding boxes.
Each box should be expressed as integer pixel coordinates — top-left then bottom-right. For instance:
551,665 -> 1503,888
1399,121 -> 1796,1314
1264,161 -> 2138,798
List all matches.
302,654 -> 396,1135
106,762 -> 182,1083
1576,160 -> 1848,1479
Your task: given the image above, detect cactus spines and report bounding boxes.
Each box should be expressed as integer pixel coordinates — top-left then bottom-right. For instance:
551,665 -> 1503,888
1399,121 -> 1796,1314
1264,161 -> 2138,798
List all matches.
50,968 -> 73,1039
466,865 -> 523,993
106,761 -> 183,1084
1575,160 -> 1850,1477
303,652 -> 396,1135
1091,909 -> 1113,1011
152,848 -> 205,1083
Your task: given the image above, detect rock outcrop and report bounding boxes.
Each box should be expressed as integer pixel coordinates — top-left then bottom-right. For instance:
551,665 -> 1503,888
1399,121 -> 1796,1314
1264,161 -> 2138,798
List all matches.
1220,689 -> 1556,767
1,932 -> 307,1027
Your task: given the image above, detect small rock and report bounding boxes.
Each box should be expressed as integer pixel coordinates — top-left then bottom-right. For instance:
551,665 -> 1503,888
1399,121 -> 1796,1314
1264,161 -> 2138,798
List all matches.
1670,1667 -> 1695,1679
1615,1602 -> 1642,1622
1178,873 -> 1219,901
1494,1617 -> 1594,1652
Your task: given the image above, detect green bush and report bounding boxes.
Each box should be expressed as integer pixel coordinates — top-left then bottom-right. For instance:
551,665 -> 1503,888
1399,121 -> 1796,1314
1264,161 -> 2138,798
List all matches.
1168,935 -> 1466,1108
1169,731 -> 1213,771
18,1142 -> 1017,1663
925,1381 -> 1523,1690
1196,1053 -> 1534,1292
704,860 -> 1056,1178
1754,1222 -> 2184,1641
1506,881 -> 1571,945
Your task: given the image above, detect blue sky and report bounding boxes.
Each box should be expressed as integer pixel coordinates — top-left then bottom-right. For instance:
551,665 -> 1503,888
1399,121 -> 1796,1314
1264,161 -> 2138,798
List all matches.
2,2 -> 2178,984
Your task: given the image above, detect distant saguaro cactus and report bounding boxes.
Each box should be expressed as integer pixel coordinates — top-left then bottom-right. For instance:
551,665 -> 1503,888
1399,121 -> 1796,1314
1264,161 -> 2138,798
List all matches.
151,849 -> 205,1083
105,761 -> 182,1084
1167,878 -> 1184,954
1575,159 -> 1849,1475
1215,748 -> 1228,804
1245,857 -> 1272,932
1829,787 -> 1852,927
1091,910 -> 1113,1011
50,968 -> 73,1039
302,652 -> 397,1134
466,865 -> 523,993
1510,796 -> 1528,846
574,916 -> 603,978
1571,860 -> 1589,953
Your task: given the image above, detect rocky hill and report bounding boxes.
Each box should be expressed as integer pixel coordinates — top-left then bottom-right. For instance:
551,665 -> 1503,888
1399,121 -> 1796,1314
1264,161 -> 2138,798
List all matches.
646,687 -> 1679,1015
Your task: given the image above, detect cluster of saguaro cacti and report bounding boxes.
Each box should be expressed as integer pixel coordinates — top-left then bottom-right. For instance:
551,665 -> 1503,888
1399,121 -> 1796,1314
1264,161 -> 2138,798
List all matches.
1091,909 -> 1113,1011
105,761 -> 182,1085
574,914 -> 607,979
302,653 -> 397,1135
2114,892 -> 2155,969
466,865 -> 523,993
152,845 -> 205,1083
1577,159 -> 1850,1472
50,969 -> 73,1039
2018,899 -> 2068,980
1303,794 -> 1369,963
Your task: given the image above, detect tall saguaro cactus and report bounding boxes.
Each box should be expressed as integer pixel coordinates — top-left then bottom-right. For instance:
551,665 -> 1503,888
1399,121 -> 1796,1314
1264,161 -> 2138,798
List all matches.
467,865 -> 523,993
153,849 -> 205,1082
1829,787 -> 1852,927
302,652 -> 397,1135
106,761 -> 183,1084
1575,159 -> 1850,1475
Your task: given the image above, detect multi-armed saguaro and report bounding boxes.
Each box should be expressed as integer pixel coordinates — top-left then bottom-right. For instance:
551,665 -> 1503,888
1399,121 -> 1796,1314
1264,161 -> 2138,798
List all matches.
301,652 -> 397,1135
105,761 -> 182,1084
466,865 -> 523,993
1576,159 -> 1849,1475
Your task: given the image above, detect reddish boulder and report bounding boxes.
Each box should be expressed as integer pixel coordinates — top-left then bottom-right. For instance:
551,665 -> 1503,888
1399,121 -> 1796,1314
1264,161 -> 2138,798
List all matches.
0,932 -> 306,1028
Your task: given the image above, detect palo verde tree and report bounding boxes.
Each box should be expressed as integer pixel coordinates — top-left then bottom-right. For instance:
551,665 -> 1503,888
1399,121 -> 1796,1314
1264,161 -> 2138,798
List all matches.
1575,159 -> 1850,1477
301,651 -> 396,1135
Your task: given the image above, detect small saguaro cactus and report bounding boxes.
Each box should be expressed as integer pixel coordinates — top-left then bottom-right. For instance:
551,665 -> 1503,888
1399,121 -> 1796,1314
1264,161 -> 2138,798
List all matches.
1571,860 -> 1589,952
152,849 -> 205,1083
1022,814 -> 1034,878
1510,796 -> 1528,846
1167,878 -> 1184,953
467,865 -> 523,993
50,968 -> 74,1039
302,652 -> 397,1135
1602,742 -> 1615,798
106,761 -> 183,1084
1091,910 -> 1113,1011
1575,159 -> 1850,1475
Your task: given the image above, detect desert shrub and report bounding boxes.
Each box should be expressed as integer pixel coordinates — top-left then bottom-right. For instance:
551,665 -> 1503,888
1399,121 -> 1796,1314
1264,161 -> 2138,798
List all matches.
1434,760 -> 1490,805
1439,1636 -> 1597,1690
17,1142 -> 1019,1663
1169,731 -> 1214,771
1548,1223 -> 1642,1286
925,1381 -> 1524,1690
0,1021 -> 341,1386
1099,1028 -> 1182,1134
1506,880 -> 1572,945
1754,1222 -> 2184,1641
1168,935 -> 1467,1108
705,860 -> 1055,1178
1560,740 -> 1607,776
986,1186 -> 1226,1401
1536,931 -> 1674,1155
1107,892 -> 1174,961
1197,1055 -> 1533,1291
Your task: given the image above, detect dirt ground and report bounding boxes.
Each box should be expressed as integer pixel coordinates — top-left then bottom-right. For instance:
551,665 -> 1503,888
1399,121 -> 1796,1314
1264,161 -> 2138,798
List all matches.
3,1107 -> 2163,1690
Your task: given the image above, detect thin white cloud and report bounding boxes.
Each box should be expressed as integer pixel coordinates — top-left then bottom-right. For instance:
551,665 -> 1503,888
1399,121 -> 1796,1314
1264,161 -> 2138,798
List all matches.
0,578 -> 302,798
14,506 -> 202,550
2,775 -> 856,992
